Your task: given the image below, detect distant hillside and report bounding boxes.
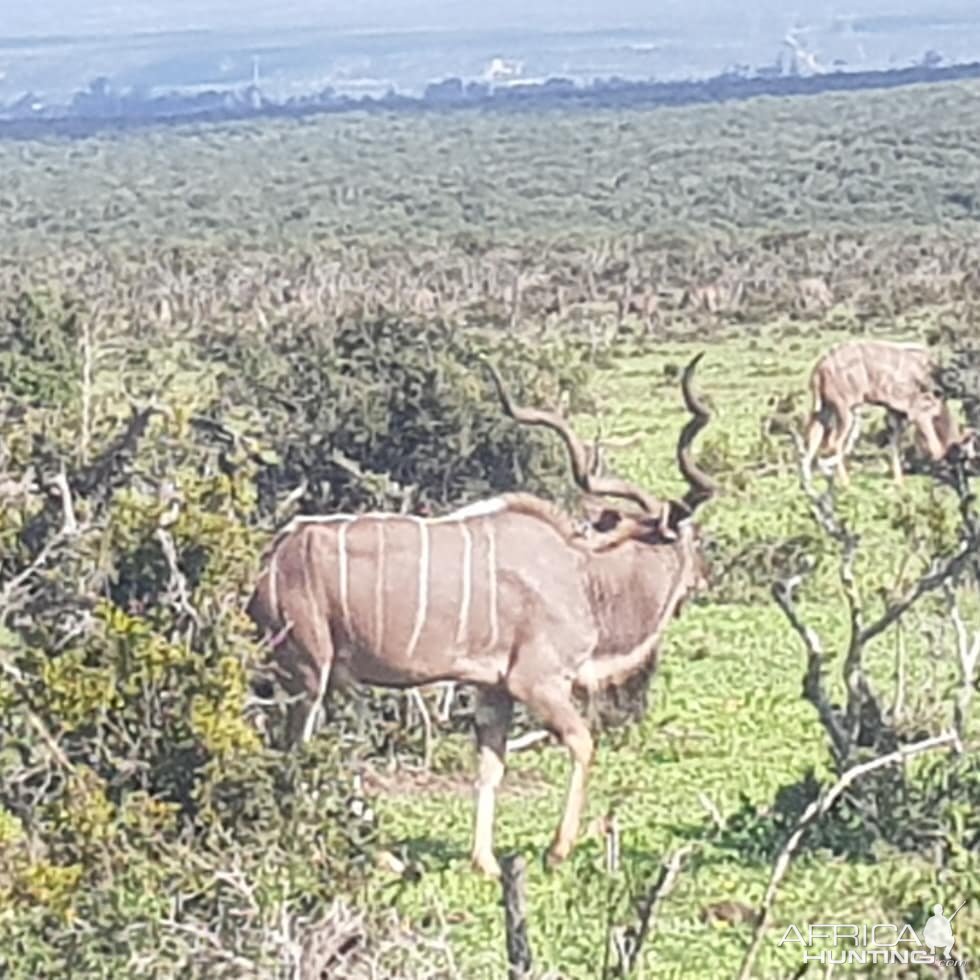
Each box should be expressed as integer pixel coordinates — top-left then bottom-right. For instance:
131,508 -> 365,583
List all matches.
3,58 -> 980,141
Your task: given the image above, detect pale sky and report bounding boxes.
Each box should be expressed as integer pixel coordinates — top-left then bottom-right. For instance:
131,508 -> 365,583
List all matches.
8,1 -> 978,38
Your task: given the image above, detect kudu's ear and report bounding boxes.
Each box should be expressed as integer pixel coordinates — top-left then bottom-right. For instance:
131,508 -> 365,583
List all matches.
629,507 -> 678,545
593,508 -> 624,533
635,521 -> 677,545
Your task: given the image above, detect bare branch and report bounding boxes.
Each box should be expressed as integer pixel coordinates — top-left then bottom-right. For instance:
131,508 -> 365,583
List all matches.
780,429 -> 977,766
697,792 -> 726,833
943,581 -> 980,740
736,730 -> 960,980
613,844 -> 694,977
79,312 -> 96,467
51,466 -> 78,535
890,621 -> 907,724
155,528 -> 201,632
1,533 -> 67,624
0,657 -> 76,776
276,479 -> 308,522
437,682 -> 456,723
772,573 -> 850,765
857,540 -> 977,648
408,689 -> 434,769
160,918 -> 260,973
604,809 -> 620,874
330,450 -> 417,512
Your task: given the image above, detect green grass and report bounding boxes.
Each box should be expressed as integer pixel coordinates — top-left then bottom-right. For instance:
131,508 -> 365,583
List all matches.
360,326 -> 980,978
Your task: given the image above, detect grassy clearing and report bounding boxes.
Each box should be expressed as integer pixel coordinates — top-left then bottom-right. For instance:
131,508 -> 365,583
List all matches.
362,326 -> 980,978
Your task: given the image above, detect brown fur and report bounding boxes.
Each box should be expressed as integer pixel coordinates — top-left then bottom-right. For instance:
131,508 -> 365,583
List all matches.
493,491 -> 582,542
802,339 -> 974,484
246,355 -> 716,876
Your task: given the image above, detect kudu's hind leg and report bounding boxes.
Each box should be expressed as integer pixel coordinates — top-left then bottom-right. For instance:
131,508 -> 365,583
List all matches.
280,617 -> 336,748
300,656 -> 333,744
803,394 -> 841,482
470,688 -> 513,877
836,410 -> 862,482
820,404 -> 855,485
801,414 -> 826,482
283,661 -> 332,746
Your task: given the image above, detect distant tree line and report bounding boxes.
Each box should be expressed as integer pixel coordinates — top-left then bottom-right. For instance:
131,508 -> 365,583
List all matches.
3,57 -> 980,141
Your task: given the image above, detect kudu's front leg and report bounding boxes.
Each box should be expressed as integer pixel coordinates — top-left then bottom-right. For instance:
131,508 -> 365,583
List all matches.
520,684 -> 594,868
470,687 -> 514,877
549,722 -> 594,867
885,411 -> 907,485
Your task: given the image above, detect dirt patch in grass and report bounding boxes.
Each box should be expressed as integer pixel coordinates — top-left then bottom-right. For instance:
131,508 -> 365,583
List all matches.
363,764 -> 553,800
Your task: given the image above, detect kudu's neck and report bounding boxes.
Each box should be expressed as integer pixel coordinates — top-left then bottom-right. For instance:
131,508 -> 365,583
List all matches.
585,538 -> 691,661
938,405 -> 966,450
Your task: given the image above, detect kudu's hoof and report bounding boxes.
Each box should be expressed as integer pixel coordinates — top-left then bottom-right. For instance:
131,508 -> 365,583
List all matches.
544,843 -> 570,870
470,853 -> 502,879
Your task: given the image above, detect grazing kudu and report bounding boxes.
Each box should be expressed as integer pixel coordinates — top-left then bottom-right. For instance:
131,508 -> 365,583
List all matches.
246,355 -> 716,876
801,340 -> 975,485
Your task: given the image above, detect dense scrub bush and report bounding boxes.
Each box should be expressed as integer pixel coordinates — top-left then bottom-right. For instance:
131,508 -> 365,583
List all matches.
0,291 -> 592,975
933,325 -> 980,430
197,313 -> 591,517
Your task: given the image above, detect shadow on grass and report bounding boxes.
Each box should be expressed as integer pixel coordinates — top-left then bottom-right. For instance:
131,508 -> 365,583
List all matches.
668,756 -> 980,869
389,835 -> 469,869
667,769 -> 902,866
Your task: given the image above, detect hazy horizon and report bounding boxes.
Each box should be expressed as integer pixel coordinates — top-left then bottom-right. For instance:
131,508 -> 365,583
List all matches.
4,1 -> 980,106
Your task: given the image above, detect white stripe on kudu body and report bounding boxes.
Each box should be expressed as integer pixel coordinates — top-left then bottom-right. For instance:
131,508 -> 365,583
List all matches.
485,518 -> 499,650
441,497 -> 507,521
337,520 -> 353,635
282,508 -> 506,656
374,519 -> 386,652
457,520 -> 473,646
404,518 -> 430,659
267,546 -> 280,622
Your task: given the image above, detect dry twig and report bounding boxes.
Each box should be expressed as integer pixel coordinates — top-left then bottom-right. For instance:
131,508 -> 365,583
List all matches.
607,844 -> 694,978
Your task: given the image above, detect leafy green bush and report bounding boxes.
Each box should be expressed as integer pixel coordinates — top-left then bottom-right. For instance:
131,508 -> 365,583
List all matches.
0,292 -> 593,975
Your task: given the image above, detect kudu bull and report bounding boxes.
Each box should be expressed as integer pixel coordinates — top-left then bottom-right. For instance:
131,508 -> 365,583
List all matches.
246,354 -> 716,876
802,339 -> 975,485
